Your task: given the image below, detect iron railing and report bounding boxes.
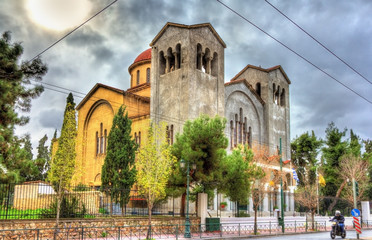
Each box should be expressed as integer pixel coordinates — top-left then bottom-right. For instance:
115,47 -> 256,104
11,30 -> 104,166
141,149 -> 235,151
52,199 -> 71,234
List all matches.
1,220 -> 372,240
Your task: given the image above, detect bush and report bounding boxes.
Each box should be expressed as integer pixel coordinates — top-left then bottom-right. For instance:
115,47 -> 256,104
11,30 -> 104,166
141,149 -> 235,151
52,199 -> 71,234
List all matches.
41,196 -> 87,218
238,211 -> 250,217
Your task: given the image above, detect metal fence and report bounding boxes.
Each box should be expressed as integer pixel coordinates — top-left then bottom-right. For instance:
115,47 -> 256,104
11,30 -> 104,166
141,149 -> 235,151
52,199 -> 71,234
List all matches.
0,183 -> 195,220
1,220 -> 372,240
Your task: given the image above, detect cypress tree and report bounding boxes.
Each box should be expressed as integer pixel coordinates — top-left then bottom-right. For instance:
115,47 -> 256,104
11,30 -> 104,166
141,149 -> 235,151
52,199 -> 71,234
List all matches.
101,106 -> 137,215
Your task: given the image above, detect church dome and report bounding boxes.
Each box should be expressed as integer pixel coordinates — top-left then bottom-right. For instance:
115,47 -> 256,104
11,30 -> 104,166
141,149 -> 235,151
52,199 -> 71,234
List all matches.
128,48 -> 151,74
133,48 -> 151,64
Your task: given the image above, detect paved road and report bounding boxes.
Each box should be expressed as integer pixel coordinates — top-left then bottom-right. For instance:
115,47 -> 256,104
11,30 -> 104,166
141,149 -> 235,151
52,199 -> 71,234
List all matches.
243,230 -> 372,239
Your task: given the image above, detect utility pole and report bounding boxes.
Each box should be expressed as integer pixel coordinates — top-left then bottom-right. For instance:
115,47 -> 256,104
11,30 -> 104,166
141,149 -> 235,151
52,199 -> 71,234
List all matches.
352,177 -> 359,239
279,138 -> 284,233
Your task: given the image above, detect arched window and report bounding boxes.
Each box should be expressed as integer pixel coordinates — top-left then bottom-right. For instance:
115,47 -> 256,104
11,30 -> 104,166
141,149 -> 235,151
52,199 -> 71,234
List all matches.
167,47 -> 175,73
275,85 -> 280,105
196,44 -> 202,70
203,48 -> 211,73
238,108 -> 243,144
100,123 -> 103,154
243,118 -> 247,145
211,52 -> 218,76
146,68 -> 150,83
256,82 -> 261,97
170,125 -> 174,145
230,120 -> 234,150
159,51 -> 166,75
96,132 -> 99,156
280,88 -> 285,107
138,131 -> 141,147
134,132 -> 137,144
131,74 -> 133,87
234,114 -> 238,147
248,127 -> 252,148
273,83 -> 276,103
175,44 -> 181,69
104,129 -> 107,153
136,70 -> 140,85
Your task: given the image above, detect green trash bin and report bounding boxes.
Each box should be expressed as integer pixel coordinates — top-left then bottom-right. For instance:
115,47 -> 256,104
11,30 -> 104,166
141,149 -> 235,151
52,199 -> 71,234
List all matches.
206,218 -> 220,231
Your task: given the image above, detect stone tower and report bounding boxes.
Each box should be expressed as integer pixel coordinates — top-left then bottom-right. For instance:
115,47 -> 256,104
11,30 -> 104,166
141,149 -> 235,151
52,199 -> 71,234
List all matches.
150,22 -> 226,133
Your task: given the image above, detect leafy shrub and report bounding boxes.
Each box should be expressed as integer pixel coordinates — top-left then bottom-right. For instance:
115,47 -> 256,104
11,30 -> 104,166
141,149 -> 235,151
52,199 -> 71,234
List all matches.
41,196 -> 87,218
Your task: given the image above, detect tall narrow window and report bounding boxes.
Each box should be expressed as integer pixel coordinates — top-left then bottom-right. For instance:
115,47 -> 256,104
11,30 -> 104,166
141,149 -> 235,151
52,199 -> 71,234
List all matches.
234,114 -> 238,147
146,68 -> 150,83
256,82 -> 261,97
230,121 -> 234,149
280,88 -> 285,107
100,123 -> 103,154
175,44 -> 181,69
166,126 -> 170,144
239,108 -> 243,144
170,125 -> 174,145
138,131 -> 141,147
196,44 -> 202,70
159,51 -> 166,75
134,132 -> 137,144
96,132 -> 99,156
273,83 -> 276,103
248,127 -> 252,148
211,52 -> 218,76
136,70 -> 140,85
104,129 -> 107,153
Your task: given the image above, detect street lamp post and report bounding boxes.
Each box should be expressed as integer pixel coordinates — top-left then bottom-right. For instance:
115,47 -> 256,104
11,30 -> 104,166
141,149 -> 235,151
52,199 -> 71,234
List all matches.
279,138 -> 284,233
180,159 -> 196,238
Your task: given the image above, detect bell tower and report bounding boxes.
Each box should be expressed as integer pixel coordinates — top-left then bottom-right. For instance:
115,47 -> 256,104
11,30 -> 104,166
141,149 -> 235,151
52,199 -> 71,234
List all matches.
150,22 -> 226,133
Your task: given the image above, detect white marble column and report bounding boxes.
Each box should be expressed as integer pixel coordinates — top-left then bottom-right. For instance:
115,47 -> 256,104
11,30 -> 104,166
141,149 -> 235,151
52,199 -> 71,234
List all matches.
263,184 -> 269,212
289,186 -> 296,213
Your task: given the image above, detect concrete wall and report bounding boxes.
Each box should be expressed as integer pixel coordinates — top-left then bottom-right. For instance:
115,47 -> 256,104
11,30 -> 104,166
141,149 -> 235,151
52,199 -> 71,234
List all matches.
150,24 -> 225,134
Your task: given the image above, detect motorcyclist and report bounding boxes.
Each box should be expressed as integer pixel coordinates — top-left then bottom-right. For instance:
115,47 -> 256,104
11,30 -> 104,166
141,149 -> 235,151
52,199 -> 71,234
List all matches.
331,210 -> 345,233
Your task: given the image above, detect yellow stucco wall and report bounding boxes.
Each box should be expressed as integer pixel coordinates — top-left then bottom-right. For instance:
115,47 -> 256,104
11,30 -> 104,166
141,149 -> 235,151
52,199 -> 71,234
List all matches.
130,62 -> 151,90
73,85 -> 150,186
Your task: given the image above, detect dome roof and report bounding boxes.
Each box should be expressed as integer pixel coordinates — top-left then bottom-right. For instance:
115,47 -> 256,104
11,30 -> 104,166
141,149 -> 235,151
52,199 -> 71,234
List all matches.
133,48 -> 151,64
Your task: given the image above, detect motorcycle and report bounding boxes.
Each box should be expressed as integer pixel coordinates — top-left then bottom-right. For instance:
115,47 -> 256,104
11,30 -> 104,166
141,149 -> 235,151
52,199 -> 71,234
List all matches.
330,219 -> 346,239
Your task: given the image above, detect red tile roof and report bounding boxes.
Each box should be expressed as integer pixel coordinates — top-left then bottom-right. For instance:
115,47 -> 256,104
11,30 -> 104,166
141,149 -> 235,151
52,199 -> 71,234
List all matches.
133,48 -> 151,64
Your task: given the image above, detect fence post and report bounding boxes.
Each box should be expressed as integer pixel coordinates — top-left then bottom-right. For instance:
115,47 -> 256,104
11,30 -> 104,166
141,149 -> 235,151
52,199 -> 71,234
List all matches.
37,229 -> 40,240
295,220 -> 296,233
220,223 -> 222,237
269,221 -> 271,235
118,226 -> 120,240
81,226 -> 84,240
239,223 -> 240,236
5,184 -> 11,220
176,224 -> 178,240
306,218 -> 308,232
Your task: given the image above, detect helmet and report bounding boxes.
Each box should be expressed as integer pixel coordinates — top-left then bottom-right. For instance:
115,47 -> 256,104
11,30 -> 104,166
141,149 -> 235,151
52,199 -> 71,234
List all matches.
335,210 -> 341,216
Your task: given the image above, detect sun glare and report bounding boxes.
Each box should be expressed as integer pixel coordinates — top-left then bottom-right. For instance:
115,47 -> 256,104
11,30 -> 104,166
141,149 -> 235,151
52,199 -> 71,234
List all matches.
26,0 -> 92,31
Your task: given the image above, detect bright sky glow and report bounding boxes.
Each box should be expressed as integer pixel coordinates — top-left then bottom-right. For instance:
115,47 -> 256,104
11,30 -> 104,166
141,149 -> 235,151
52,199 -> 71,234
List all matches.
26,0 -> 92,31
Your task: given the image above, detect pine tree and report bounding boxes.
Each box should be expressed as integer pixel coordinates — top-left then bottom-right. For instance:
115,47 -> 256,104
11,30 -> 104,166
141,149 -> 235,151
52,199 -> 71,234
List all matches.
48,93 -> 76,226
101,106 -> 137,215
0,31 -> 47,183
35,134 -> 50,181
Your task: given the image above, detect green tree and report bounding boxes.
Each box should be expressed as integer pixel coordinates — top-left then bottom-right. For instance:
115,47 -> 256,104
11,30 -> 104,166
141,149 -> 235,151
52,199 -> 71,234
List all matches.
170,115 -> 228,213
291,131 -> 322,186
0,31 -> 47,183
363,139 -> 372,199
321,122 -> 348,212
101,106 -> 137,215
35,134 -> 50,181
136,122 -> 176,237
48,93 -> 77,227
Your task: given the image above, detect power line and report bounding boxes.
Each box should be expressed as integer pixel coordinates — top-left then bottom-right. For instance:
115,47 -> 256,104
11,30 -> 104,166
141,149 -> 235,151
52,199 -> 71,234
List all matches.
216,0 -> 372,105
28,0 -> 118,62
35,81 -> 291,152
264,0 -> 372,86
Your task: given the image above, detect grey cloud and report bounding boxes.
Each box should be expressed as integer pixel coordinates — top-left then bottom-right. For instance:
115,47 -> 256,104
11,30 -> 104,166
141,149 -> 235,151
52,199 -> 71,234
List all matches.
66,27 -> 105,47
38,108 -> 63,129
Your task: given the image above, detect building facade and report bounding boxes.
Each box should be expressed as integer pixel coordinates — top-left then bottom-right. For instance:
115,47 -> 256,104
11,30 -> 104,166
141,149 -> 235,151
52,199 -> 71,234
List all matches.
70,22 -> 294,214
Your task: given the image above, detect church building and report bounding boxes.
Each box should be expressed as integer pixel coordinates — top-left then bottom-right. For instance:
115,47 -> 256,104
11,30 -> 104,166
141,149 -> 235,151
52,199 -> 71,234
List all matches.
72,22 -> 294,213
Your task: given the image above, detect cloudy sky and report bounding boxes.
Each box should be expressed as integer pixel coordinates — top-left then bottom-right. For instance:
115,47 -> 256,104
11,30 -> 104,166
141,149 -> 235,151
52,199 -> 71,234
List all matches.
1,0 -> 371,152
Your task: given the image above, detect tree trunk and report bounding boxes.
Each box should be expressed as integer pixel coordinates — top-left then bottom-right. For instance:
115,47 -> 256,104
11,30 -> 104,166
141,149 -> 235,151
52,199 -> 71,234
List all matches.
110,195 -> 113,216
254,208 -> 258,235
181,193 -> 186,217
327,180 -> 347,213
147,204 -> 152,240
311,210 -> 315,230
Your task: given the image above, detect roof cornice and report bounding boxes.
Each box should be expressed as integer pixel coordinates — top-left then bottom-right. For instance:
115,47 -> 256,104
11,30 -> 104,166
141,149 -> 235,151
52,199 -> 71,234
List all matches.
150,22 -> 226,48
231,64 -> 291,84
